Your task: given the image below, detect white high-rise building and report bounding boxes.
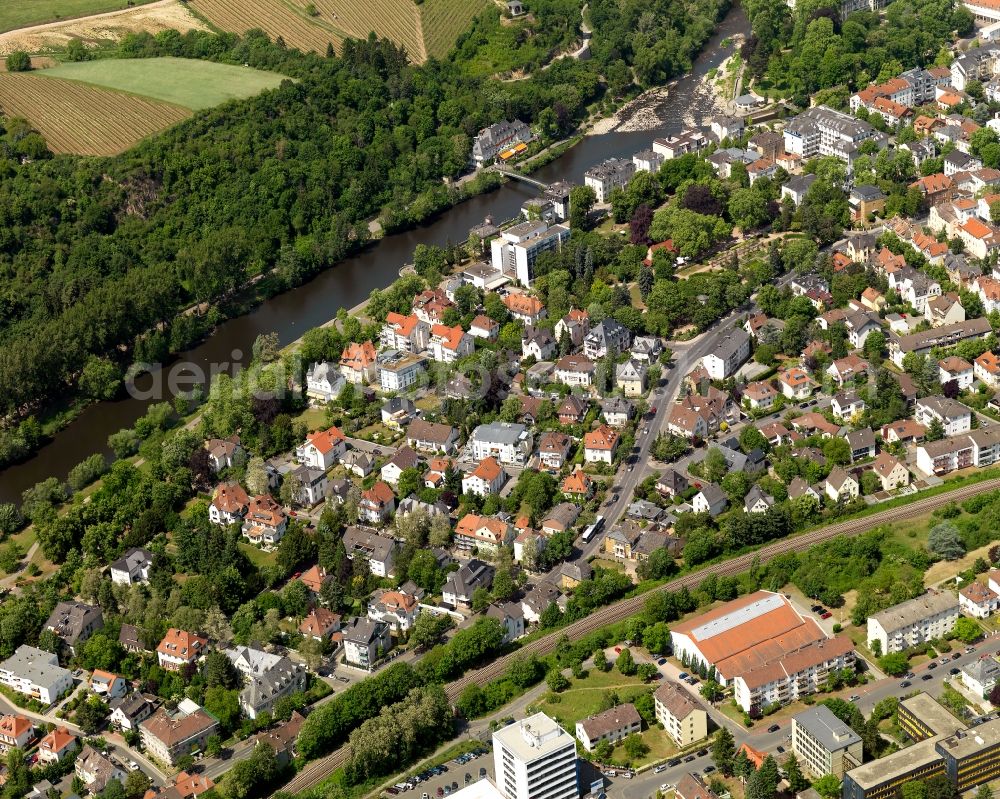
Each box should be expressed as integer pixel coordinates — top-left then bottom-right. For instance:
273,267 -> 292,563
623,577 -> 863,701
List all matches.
493,713 -> 578,799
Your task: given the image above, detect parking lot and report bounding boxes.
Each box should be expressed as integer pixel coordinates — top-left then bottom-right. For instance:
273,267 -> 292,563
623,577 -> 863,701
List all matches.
385,746 -> 493,798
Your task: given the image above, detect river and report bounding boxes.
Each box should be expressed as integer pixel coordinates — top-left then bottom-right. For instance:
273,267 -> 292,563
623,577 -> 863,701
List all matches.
0,4 -> 750,504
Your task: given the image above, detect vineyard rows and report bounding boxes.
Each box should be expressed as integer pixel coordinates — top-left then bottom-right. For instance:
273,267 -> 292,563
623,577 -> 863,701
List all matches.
419,0 -> 489,60
0,73 -> 189,155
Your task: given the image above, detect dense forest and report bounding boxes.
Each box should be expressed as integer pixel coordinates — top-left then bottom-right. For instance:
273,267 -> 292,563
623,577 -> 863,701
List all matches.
0,0 -> 729,468
741,0 -> 971,103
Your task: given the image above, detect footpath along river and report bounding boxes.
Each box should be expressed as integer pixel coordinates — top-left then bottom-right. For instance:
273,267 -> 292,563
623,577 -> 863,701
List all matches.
0,4 -> 750,504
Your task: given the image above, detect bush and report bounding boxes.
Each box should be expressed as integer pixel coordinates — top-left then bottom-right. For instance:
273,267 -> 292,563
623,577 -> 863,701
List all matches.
67,454 -> 108,492
6,51 -> 30,71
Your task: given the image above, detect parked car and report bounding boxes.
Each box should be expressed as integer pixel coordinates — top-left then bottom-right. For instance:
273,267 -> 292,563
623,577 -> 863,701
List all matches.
900,680 -> 911,688
922,674 -> 933,681
952,652 -> 962,661
683,755 -> 696,763
385,789 -> 399,796
776,746 -> 785,754
950,667 -> 961,675
703,766 -> 716,775
657,658 -> 667,666
654,765 -> 667,774
849,695 -> 860,702
667,758 -> 681,767
696,749 -> 708,758
767,724 -> 780,733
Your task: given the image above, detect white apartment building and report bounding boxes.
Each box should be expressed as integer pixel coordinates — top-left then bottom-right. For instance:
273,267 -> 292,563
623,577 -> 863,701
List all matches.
0,646 -> 73,705
867,592 -> 959,654
584,157 -> 636,203
469,422 -> 534,466
914,395 -> 972,436
490,221 -> 570,286
702,328 -> 750,380
783,106 -> 884,170
378,351 -> 427,392
791,705 -> 863,778
493,713 -> 578,799
574,703 -> 641,752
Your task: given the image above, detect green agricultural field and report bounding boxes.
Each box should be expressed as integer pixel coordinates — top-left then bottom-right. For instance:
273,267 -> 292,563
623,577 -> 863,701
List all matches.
40,56 -> 287,110
0,0 -> 157,33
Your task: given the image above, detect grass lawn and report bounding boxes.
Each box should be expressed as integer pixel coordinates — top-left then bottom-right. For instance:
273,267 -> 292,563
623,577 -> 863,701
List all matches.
0,0 -> 157,32
295,407 -> 329,431
239,542 -> 277,568
532,669 -> 654,728
41,57 -> 286,110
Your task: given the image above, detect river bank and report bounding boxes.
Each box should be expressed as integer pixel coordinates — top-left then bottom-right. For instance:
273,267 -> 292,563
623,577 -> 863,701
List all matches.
0,3 -> 752,505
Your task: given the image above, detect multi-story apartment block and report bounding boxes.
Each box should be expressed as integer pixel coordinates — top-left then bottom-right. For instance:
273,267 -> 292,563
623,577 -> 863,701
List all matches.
490,221 -> 570,286
791,705 -> 862,778
867,592 -> 959,654
783,106 -> 885,171
584,157 -> 637,203
469,422 -> 533,466
492,713 -> 578,799
653,681 -> 708,747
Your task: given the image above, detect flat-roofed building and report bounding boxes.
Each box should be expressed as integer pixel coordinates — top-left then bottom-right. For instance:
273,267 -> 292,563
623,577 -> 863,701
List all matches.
898,692 -> 966,742
936,717 -> 1000,792
867,592 -> 959,654
842,739 -> 946,799
492,713 -> 578,799
574,703 -> 641,752
791,705 -> 862,778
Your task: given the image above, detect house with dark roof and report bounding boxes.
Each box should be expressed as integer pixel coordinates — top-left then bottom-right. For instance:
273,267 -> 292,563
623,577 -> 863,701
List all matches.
44,601 -> 103,655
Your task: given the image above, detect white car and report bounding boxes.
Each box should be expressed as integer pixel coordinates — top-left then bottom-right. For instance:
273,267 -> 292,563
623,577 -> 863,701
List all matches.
660,785 -> 674,793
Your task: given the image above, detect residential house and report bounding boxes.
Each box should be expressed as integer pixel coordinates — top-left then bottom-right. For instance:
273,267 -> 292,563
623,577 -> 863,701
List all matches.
429,324 -> 474,363
118,624 -> 147,654
657,469 -> 689,498
342,450 -> 375,478
242,494 -> 288,547
109,693 -> 156,732
832,391 -> 865,422
140,701 -> 220,766
926,293 -> 966,328
538,432 -> 574,470
871,452 -> 910,492
554,355 -> 596,387
976,351 -> 1000,387
296,426 -> 346,471
963,658 -> 1000,698
584,319 -> 632,359
157,629 -> 208,671
486,603 -> 526,643
522,326 -> 555,361
442,560 -> 495,608
339,341 -> 378,384
584,158 -> 637,203
575,704 -> 642,752
825,467 -> 859,502
377,350 -> 427,392
44,601 -> 103,655
744,486 -> 775,514
380,446 -> 421,486
939,356 -> 974,390
299,608 -> 341,641
502,293 -> 548,324
454,514 -> 513,554
209,481 -> 250,526
110,547 -> 153,586
76,745 -> 125,794
368,584 -> 424,633
561,468 -> 593,499
781,173 -> 817,206
915,395 -> 971,435
359,481 -> 396,525
225,646 -> 307,720
469,422 -> 534,466
204,435 -> 243,473
959,580 -> 999,619
584,424 -> 620,464
343,526 -> 397,577
0,715 -> 33,752
846,428 -> 876,462
381,312 -> 430,353
692,483 -> 728,517
302,358 -> 350,407
412,288 -> 455,324
37,727 -> 77,765
867,592 -> 959,654
557,394 -> 589,425
343,618 -> 391,670
90,670 -> 128,700
788,477 -> 821,503
406,420 -> 460,454
470,315 -> 500,341
616,359 -> 648,397
826,355 -> 869,386
778,367 -> 813,400
601,397 -> 634,427
631,335 -> 663,362
541,503 -> 581,535
462,457 -> 507,496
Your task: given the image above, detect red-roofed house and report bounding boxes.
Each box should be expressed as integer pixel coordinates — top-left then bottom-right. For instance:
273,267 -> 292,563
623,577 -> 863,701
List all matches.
429,324 -> 474,363
584,424 -> 620,464
38,726 -> 77,764
561,468 -> 593,498
242,494 -> 288,546
340,341 -> 378,384
296,426 -> 347,469
209,481 -> 250,526
0,715 -> 34,752
359,481 -> 396,525
469,315 -> 499,341
454,514 -> 513,554
412,288 -> 455,325
959,217 -> 1000,259
503,294 -> 547,324
157,629 -> 208,671
299,608 -> 341,641
462,457 -> 507,496
910,173 -> 953,204
976,351 -> 1000,388
381,312 -> 430,352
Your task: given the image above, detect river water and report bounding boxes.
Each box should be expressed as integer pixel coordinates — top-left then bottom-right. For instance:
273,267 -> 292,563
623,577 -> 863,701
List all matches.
0,5 -> 750,504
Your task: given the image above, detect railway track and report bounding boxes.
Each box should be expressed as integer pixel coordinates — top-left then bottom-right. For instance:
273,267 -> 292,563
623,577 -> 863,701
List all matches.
277,476 -> 1000,796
